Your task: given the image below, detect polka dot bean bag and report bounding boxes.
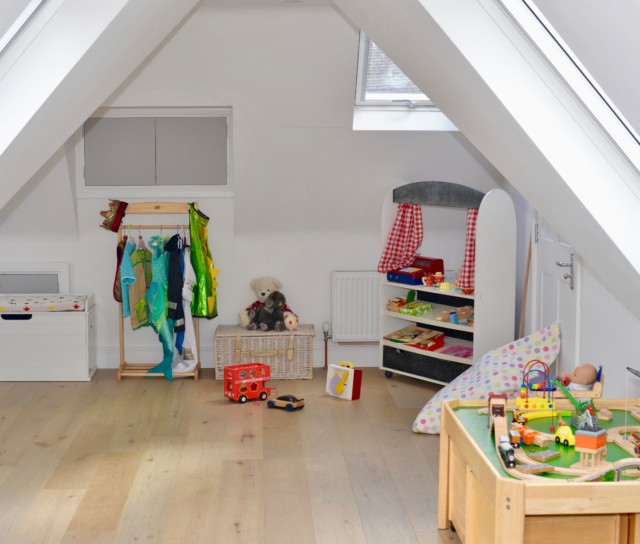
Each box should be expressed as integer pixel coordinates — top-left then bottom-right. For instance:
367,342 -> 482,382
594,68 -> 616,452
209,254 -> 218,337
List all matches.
412,322 -> 561,434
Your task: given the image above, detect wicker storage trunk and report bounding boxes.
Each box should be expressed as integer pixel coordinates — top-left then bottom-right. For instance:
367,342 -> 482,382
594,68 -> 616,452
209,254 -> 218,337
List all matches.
214,324 -> 314,379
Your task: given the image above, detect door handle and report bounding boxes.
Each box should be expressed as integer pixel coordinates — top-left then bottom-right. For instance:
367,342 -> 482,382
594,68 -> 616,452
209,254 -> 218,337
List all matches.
555,253 -> 575,290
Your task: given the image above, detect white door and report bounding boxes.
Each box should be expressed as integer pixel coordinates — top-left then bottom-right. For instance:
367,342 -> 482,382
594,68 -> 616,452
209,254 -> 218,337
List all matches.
532,215 -> 580,375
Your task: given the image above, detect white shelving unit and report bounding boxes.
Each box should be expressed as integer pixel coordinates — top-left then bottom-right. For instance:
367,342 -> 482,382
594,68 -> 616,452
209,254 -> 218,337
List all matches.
379,182 -> 516,385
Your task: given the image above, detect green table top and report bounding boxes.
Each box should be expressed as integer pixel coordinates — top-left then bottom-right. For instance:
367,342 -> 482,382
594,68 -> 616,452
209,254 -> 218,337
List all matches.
453,405 -> 639,480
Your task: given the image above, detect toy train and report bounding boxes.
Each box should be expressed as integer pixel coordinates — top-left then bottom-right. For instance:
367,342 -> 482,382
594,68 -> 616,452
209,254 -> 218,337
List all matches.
499,436 -> 516,468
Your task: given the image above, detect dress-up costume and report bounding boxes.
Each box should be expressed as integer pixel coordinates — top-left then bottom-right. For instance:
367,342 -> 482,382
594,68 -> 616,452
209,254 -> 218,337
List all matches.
113,235 -> 128,302
129,246 -> 151,329
174,245 -> 198,373
120,240 -> 136,320
165,234 -> 185,332
189,203 -> 219,318
146,235 -> 174,381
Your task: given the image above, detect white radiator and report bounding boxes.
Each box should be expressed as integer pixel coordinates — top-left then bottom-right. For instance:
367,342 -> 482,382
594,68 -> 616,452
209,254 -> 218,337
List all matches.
331,271 -> 379,342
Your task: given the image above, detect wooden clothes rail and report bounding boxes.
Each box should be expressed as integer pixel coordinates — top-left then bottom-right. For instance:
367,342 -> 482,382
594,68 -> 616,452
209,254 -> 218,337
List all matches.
117,202 -> 200,380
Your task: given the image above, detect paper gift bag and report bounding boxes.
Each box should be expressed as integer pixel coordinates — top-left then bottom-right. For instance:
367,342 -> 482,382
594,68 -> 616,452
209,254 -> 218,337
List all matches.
326,361 -> 362,400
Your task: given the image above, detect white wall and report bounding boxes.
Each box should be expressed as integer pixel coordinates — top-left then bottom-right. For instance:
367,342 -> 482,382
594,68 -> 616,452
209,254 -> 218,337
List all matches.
0,4 -> 504,370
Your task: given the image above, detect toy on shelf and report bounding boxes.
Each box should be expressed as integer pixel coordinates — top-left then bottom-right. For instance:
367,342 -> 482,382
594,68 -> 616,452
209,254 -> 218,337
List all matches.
399,300 -> 431,316
435,305 -> 474,324
386,297 -> 406,311
224,362 -> 271,403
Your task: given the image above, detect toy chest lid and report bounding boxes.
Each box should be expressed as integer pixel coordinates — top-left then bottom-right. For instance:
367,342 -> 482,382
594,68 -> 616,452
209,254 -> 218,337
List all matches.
0,294 -> 91,313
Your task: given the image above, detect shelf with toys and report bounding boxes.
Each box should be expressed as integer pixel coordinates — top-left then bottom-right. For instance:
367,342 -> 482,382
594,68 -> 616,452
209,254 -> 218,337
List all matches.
379,182 -> 516,385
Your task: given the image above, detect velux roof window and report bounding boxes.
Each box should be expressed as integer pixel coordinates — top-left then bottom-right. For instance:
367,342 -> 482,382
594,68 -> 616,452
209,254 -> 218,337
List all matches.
354,33 -> 456,131
356,34 -> 432,108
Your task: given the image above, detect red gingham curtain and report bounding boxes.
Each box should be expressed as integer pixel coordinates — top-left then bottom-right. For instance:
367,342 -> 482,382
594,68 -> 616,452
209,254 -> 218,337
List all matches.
377,204 -> 423,273
458,208 -> 478,289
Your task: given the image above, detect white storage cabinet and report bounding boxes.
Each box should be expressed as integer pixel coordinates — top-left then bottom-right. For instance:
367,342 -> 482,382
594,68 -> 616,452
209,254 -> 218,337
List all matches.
0,295 -> 97,381
380,182 -> 516,385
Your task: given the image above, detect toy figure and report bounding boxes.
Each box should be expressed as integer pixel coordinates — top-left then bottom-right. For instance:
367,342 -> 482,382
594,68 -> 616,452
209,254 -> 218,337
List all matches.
559,363 -> 598,391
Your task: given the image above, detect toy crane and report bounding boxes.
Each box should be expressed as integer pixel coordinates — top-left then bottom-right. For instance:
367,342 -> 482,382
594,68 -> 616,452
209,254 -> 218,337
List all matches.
551,379 -> 598,431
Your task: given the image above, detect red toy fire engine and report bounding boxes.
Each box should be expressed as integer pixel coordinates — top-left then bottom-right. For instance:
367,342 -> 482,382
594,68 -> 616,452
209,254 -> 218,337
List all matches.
224,362 -> 271,403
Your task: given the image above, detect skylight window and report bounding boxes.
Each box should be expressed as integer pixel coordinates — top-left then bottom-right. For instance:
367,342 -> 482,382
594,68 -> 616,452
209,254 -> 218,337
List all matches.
356,34 -> 432,107
353,33 -> 456,131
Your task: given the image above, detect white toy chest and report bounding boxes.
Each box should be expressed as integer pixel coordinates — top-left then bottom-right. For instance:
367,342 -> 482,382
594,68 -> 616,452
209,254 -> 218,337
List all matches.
0,294 -> 96,381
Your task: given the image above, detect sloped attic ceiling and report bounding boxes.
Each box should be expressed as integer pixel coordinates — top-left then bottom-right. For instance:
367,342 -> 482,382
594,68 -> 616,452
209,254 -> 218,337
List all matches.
0,0 -> 201,212
329,0 -> 640,321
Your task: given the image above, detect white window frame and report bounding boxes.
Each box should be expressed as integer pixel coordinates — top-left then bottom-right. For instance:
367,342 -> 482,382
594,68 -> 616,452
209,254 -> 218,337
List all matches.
355,33 -> 433,108
0,262 -> 70,294
353,33 -> 457,131
75,107 -> 234,199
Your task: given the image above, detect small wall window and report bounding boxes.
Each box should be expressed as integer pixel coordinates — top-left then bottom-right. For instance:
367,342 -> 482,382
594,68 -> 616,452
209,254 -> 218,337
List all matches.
76,107 -> 233,198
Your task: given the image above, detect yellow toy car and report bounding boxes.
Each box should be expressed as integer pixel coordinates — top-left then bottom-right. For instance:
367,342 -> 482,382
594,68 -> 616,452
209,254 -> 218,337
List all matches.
554,425 -> 575,447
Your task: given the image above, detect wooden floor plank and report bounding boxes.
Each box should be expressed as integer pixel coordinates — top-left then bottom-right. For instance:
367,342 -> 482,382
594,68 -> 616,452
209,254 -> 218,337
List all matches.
60,532 -> 117,544
0,446 -> 67,538
115,437 -> 182,543
45,423 -> 116,489
373,422 -> 442,543
35,381 -> 107,450
262,405 -> 315,544
211,459 -> 264,543
301,395 -> 368,544
68,451 -> 142,532
344,449 -> 419,544
9,489 -> 84,544
161,389 -> 225,544
0,383 -> 60,465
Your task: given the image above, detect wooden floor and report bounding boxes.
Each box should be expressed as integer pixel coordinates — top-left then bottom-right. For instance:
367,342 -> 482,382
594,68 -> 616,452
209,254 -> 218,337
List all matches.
0,368 -> 461,544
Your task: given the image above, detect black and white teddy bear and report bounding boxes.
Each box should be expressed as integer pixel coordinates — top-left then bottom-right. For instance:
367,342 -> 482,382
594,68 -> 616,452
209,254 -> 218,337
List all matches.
240,276 -> 298,330
248,290 -> 287,331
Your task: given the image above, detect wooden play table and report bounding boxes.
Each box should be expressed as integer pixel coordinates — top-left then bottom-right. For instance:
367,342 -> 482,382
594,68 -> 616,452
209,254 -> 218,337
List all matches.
438,397 -> 640,543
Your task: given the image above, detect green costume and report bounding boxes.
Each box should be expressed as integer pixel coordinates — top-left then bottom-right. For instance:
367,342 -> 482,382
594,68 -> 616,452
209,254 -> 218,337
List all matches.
189,203 -> 219,318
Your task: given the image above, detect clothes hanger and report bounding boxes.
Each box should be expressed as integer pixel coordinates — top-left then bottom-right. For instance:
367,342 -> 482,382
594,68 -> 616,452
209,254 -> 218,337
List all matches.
136,229 -> 147,250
